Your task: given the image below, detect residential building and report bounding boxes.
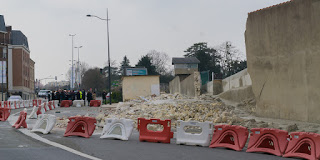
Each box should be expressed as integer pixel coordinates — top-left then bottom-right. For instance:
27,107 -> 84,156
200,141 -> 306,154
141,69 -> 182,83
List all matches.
169,57 -> 201,97
172,57 -> 200,75
0,15 -> 35,100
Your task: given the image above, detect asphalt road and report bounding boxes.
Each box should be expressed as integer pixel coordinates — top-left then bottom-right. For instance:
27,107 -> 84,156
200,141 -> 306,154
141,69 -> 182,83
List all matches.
0,109 -> 89,160
41,129 -> 297,160
2,107 -> 300,160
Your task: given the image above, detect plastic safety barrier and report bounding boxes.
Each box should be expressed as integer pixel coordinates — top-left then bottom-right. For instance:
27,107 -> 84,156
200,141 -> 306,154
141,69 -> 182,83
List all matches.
12,109 -> 27,129
100,118 -> 134,140
13,101 -> 18,109
209,125 -> 249,151
73,100 -> 84,107
28,106 -> 38,119
36,104 -> 45,115
4,101 -> 8,108
48,101 -> 53,110
64,116 -> 97,138
31,114 -> 56,134
33,99 -> 37,107
176,120 -> 213,147
0,107 -> 11,121
43,102 -> 50,111
0,101 -> 3,108
137,118 -> 174,143
53,100 -> 59,108
61,100 -> 72,107
283,132 -> 320,160
246,128 -> 289,156
89,100 -> 101,107
38,99 -> 42,106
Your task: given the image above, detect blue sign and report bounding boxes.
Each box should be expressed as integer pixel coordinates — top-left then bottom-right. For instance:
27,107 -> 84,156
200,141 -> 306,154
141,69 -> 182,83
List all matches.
125,68 -> 148,76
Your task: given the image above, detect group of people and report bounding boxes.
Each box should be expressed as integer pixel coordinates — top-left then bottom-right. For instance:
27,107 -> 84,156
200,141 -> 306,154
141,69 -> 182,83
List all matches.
48,89 -> 97,105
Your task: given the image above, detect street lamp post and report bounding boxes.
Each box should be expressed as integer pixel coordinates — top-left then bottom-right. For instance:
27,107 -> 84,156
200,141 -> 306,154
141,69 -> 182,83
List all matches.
74,46 -> 82,89
69,34 -> 76,90
87,9 -> 112,105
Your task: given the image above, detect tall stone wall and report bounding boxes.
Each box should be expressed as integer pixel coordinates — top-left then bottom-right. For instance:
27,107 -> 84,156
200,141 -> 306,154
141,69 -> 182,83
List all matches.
245,0 -> 320,123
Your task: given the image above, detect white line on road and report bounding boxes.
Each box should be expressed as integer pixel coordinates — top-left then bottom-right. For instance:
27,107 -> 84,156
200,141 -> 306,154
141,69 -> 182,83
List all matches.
8,110 -> 102,160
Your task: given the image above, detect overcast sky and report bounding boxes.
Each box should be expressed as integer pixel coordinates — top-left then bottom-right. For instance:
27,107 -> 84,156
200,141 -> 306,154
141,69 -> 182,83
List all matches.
1,0 -> 288,83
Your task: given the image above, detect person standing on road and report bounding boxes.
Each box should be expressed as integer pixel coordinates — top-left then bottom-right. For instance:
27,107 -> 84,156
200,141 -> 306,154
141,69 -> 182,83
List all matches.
102,91 -> 106,104
79,90 -> 82,100
93,92 -> 96,100
76,90 -> 80,100
56,90 -> 61,104
87,90 -> 92,106
71,90 -> 75,101
82,89 -> 86,105
52,91 -> 55,100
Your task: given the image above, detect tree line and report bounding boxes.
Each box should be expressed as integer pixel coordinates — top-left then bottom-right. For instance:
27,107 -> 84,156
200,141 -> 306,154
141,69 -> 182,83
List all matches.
62,41 -> 247,94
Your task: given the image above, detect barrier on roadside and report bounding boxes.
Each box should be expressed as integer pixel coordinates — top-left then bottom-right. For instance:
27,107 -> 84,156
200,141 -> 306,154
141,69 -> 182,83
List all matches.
31,114 -> 56,134
48,101 -> 53,110
33,99 -> 37,107
44,102 -> 50,111
14,101 -> 18,109
246,128 -> 289,156
38,99 -> 42,106
53,100 -> 59,108
100,118 -> 134,140
61,100 -> 72,107
0,107 -> 10,121
176,120 -> 213,147
89,100 -> 101,107
283,132 -> 320,160
137,118 -> 174,143
209,125 -> 249,151
12,109 -> 27,129
28,106 -> 38,119
64,116 -> 97,138
73,100 -> 84,107
37,104 -> 45,115
5,101 -> 9,109
0,101 -> 3,108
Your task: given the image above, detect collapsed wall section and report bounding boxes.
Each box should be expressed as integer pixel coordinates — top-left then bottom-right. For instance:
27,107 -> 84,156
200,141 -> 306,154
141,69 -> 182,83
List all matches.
245,0 -> 320,123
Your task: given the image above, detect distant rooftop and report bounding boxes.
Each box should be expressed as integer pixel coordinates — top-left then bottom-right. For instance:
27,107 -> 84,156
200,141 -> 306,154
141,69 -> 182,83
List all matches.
11,30 -> 29,50
0,15 -> 6,32
172,57 -> 200,64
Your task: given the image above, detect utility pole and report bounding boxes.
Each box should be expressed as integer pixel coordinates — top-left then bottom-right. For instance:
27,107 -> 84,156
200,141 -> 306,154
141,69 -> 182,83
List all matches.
69,34 -> 76,90
86,9 -> 112,105
106,9 -> 112,105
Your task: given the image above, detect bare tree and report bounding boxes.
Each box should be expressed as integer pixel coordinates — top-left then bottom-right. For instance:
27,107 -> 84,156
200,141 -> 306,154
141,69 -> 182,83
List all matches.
147,50 -> 170,75
65,61 -> 90,88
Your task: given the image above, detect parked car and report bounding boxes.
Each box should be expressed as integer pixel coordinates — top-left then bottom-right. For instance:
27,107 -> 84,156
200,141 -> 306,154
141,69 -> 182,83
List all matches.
8,95 -> 23,101
38,90 -> 52,99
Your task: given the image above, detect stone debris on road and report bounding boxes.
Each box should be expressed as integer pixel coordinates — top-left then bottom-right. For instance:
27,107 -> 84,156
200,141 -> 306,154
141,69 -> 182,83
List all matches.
53,93 -> 320,134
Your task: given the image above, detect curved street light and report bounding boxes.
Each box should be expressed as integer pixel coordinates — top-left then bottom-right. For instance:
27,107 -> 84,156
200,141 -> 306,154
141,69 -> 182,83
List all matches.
86,9 -> 112,105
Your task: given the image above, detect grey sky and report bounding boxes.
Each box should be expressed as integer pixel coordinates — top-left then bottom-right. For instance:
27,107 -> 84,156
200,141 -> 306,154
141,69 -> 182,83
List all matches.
1,0 -> 288,83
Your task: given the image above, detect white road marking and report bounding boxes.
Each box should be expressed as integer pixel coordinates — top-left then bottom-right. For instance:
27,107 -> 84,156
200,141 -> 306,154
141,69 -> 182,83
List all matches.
8,110 -> 102,160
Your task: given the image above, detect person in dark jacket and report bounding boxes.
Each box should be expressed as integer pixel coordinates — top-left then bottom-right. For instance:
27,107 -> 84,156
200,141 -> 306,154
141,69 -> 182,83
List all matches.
52,91 -> 55,100
102,91 -> 106,104
56,90 -> 61,104
61,90 -> 66,101
71,90 -> 75,101
76,90 -> 80,100
82,89 -> 86,105
87,91 -> 92,106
